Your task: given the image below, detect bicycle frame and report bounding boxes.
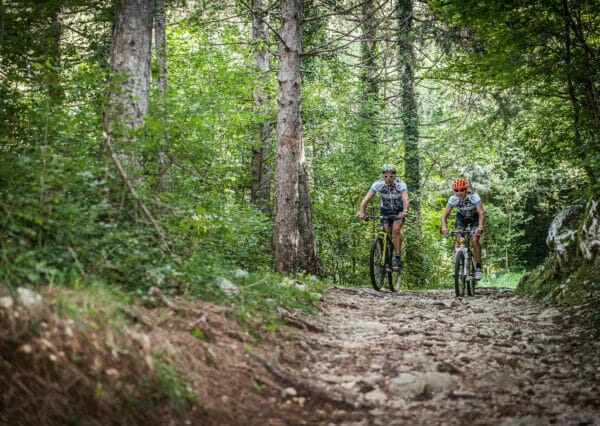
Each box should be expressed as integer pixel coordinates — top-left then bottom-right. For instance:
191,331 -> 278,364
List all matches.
448,228 -> 478,297
363,215 -> 402,292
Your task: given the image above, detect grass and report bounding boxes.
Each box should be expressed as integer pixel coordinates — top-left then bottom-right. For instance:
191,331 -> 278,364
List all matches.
479,271 -> 523,289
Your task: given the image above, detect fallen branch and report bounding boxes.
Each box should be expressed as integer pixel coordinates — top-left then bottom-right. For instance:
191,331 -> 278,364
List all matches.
103,133 -> 178,262
148,287 -> 178,311
278,312 -> 325,333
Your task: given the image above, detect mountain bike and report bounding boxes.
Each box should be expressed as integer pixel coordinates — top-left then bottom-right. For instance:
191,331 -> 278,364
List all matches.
446,228 -> 479,297
362,215 -> 402,292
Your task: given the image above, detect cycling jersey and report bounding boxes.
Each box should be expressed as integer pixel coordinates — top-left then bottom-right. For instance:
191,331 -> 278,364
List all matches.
370,178 -> 408,212
447,191 -> 481,222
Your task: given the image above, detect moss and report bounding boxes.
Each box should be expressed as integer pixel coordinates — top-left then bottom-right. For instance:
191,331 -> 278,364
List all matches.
517,256 -> 600,328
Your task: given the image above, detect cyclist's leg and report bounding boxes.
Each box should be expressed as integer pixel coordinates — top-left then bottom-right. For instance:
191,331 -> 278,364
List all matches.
465,213 -> 481,262
466,213 -> 483,279
380,207 -> 392,235
454,214 -> 467,250
392,218 -> 404,256
472,235 -> 481,262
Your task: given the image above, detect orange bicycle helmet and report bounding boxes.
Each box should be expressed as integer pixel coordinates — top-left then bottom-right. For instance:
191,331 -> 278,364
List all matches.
452,178 -> 468,190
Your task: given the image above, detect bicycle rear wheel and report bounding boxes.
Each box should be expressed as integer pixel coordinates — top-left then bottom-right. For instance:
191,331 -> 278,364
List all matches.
389,263 -> 402,292
369,236 -> 386,291
454,251 -> 467,297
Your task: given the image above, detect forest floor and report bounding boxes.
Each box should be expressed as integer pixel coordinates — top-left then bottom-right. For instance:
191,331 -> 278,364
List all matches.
170,285 -> 600,425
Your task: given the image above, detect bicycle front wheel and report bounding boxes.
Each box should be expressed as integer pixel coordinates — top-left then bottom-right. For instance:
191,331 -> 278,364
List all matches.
369,236 -> 386,291
467,255 -> 476,296
454,251 -> 467,297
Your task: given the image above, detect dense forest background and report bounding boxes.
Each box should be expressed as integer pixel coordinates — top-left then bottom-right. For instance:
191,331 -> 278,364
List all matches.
1,0 -> 598,300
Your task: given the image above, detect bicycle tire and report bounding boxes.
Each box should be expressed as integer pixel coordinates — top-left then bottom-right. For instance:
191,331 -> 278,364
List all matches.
454,250 -> 467,297
389,262 -> 402,292
467,254 -> 476,296
369,236 -> 386,291
388,239 -> 401,292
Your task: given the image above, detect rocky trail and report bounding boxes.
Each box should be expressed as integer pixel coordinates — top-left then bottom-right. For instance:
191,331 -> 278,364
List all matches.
248,286 -> 600,425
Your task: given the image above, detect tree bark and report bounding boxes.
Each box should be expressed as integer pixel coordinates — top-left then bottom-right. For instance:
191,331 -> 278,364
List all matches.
273,0 -> 302,273
250,0 -> 273,214
359,0 -> 379,145
154,0 -> 171,189
297,140 -> 320,275
397,0 -> 424,281
103,0 -> 153,179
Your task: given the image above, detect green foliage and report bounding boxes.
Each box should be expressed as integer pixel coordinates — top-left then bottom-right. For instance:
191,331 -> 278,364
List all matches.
426,0 -> 600,191
233,273 -> 324,335
2,0 -> 597,318
517,254 -> 600,326
479,271 -> 522,289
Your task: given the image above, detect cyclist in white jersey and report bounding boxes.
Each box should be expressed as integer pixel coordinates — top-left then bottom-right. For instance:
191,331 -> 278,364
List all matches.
441,177 -> 485,279
356,164 -> 410,268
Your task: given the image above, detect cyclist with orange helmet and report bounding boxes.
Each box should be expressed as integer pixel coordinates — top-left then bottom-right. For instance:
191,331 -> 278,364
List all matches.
441,177 -> 485,279
357,164 -> 409,268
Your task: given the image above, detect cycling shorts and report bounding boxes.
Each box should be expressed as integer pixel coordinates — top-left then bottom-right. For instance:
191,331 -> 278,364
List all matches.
380,207 -> 405,226
455,212 -> 479,231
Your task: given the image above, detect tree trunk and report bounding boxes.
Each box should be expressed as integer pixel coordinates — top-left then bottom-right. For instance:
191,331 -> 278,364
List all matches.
45,2 -> 64,105
103,0 -> 153,179
250,0 -> 273,214
348,0 -> 381,180
359,0 -> 379,144
273,0 -> 302,273
297,140 -> 320,275
397,0 -> 424,281
154,0 -> 171,189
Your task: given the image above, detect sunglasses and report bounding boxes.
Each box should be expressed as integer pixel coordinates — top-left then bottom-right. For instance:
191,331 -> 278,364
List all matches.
454,189 -> 466,193
383,175 -> 395,179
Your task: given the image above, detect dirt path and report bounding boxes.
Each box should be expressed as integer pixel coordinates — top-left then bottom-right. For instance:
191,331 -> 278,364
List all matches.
265,286 -> 600,425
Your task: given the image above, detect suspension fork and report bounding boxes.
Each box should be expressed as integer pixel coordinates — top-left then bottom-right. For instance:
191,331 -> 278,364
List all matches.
456,246 -> 469,276
380,232 -> 389,267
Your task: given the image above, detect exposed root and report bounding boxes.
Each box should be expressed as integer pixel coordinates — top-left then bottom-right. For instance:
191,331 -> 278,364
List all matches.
254,351 -> 371,410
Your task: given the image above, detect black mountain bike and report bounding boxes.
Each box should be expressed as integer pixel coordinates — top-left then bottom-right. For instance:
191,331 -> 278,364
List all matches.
363,215 -> 402,292
447,228 -> 480,297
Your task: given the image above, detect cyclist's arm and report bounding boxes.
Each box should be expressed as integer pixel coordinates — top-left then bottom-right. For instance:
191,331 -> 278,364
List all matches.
476,204 -> 485,233
441,205 -> 452,234
357,190 -> 375,219
400,191 -> 409,218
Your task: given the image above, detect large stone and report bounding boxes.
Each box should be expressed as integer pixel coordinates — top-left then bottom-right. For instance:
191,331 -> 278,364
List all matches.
476,370 -> 520,390
546,205 -> 583,269
579,197 -> 600,265
215,277 -> 239,296
388,372 -> 458,398
17,287 -> 42,308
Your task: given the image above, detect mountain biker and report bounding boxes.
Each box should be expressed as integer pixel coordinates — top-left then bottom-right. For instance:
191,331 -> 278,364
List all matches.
441,177 -> 485,279
356,164 -> 409,268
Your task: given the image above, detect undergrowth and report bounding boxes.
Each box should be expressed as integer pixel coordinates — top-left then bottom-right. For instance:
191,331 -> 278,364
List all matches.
0,284 -> 196,425
517,257 -> 600,328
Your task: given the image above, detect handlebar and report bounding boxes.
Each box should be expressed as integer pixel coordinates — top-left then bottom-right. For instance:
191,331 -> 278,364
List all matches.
444,228 -> 479,236
362,215 -> 405,221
